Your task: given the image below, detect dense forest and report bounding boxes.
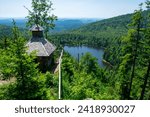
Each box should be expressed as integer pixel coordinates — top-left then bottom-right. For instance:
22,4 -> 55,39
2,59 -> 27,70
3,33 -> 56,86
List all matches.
49,2 -> 150,100
0,0 -> 150,100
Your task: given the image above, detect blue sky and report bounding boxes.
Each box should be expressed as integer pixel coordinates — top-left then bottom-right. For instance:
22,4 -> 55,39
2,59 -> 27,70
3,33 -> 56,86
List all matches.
0,0 -> 146,18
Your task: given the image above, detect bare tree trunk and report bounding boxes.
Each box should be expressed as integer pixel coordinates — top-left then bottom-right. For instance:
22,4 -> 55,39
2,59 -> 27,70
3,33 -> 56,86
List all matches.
140,61 -> 150,100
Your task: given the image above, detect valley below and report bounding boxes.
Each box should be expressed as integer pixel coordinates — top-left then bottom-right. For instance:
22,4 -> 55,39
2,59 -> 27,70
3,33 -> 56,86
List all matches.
64,45 -> 105,67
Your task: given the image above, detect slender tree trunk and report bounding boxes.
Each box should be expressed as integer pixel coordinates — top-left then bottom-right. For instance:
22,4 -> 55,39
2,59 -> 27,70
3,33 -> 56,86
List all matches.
128,21 -> 141,99
140,61 -> 150,100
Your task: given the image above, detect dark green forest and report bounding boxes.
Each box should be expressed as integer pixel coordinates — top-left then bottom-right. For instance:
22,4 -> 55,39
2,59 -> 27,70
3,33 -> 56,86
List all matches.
0,0 -> 150,100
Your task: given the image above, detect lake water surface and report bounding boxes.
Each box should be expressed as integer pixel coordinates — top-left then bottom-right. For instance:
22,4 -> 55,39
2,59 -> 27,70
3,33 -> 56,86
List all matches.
64,46 -> 104,67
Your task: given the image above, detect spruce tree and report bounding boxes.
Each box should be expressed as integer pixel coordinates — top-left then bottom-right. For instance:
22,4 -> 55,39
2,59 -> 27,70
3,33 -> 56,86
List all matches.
0,20 -> 50,99
119,5 -> 143,99
140,1 -> 150,99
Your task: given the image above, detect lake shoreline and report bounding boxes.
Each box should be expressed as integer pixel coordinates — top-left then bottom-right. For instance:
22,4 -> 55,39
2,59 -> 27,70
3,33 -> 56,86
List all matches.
64,45 -> 105,67
102,59 -> 113,68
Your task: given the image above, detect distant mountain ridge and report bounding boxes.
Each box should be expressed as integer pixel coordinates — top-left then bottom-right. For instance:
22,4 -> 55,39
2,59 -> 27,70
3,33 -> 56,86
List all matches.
70,10 -> 149,40
0,18 -> 101,32
71,13 -> 132,36
49,10 -> 150,49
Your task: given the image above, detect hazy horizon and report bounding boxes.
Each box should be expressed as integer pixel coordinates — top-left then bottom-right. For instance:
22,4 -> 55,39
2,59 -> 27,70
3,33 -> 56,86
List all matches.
0,17 -> 103,19
0,0 -> 146,19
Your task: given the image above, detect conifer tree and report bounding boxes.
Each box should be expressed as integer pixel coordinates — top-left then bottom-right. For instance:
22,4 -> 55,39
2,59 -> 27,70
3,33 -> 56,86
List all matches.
0,20 -> 50,99
140,0 -> 150,99
119,5 -> 143,99
128,5 -> 143,99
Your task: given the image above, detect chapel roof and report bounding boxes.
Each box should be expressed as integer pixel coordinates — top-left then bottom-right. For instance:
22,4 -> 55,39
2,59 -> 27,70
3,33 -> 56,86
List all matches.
26,25 -> 56,57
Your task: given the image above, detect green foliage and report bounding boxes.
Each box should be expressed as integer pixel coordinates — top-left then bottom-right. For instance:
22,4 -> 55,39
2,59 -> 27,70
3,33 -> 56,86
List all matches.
0,84 -> 9,99
61,52 -> 119,100
0,25 -> 12,38
49,10 -> 150,66
79,53 -> 99,73
59,2 -> 150,100
139,1 -> 150,100
0,20 -> 57,99
0,1 -> 150,100
25,0 -> 57,37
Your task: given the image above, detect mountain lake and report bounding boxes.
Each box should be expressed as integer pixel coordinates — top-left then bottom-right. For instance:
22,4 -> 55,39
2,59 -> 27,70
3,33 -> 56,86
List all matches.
64,46 -> 105,67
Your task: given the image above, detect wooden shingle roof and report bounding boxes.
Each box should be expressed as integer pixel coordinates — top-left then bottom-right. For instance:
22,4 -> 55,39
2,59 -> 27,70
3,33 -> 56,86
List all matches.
26,25 -> 56,57
26,37 -> 56,56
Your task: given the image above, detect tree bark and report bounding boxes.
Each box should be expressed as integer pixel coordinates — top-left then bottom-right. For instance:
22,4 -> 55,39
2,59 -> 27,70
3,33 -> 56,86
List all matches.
128,20 -> 141,99
140,61 -> 150,100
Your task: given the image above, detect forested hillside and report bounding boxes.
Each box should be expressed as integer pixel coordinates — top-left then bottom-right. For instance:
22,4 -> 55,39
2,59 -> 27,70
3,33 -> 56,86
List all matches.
0,0 -> 150,100
0,25 -> 12,37
49,7 -> 150,100
50,10 -> 150,65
